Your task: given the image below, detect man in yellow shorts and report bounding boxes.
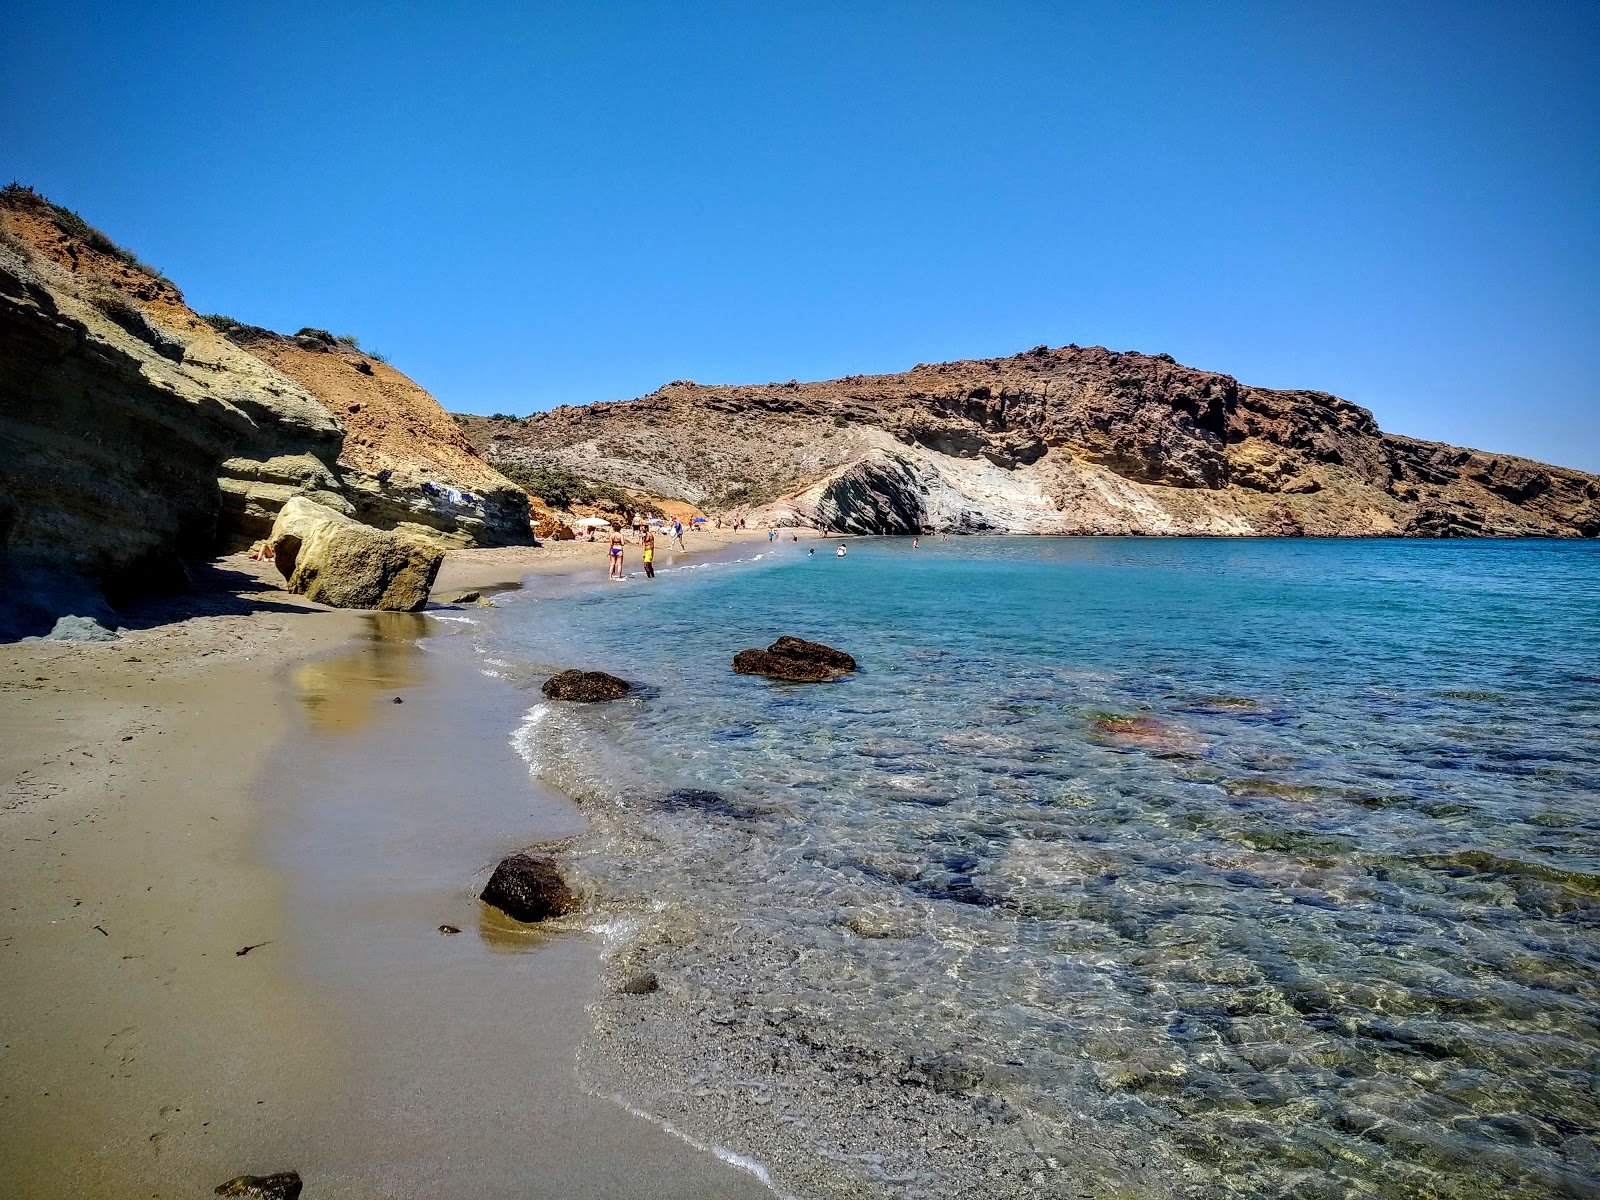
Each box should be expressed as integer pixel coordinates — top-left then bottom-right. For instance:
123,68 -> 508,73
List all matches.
642,526 -> 657,578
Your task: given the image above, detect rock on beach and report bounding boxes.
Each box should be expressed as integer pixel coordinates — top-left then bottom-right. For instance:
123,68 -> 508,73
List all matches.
541,669 -> 631,701
480,853 -> 580,923
268,496 -> 442,610
732,635 -> 856,681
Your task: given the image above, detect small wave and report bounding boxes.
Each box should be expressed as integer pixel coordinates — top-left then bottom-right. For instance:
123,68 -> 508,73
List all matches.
598,1092 -> 797,1200
429,614 -> 479,624
510,703 -> 550,771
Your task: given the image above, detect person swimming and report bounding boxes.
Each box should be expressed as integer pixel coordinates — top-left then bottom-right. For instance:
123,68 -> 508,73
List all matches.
836,544 -> 847,557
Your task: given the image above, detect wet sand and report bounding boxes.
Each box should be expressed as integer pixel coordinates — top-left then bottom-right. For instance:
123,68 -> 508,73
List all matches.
0,533 -> 792,1198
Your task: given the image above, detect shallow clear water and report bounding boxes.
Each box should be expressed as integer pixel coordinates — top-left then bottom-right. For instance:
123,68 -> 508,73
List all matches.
480,538 -> 1600,1198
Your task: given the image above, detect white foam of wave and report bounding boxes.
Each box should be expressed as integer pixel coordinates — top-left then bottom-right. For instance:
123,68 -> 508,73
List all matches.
598,1092 -> 797,1200
588,914 -> 644,954
510,703 -> 549,772
429,614 -> 479,624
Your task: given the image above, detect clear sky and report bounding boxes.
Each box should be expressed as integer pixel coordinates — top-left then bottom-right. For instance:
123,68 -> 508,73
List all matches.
6,2 -> 1598,470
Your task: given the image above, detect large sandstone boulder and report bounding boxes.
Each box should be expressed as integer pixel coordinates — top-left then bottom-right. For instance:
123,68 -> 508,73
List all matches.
733,636 -> 857,681
480,853 -> 579,923
267,496 -> 441,610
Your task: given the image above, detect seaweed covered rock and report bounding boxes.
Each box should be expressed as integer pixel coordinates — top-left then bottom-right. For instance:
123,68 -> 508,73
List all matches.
733,636 -> 856,681
214,1172 -> 302,1199
267,496 -> 442,610
480,853 -> 579,923
542,669 -> 631,701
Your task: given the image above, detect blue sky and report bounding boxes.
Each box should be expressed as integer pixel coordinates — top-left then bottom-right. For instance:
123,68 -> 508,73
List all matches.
6,2 -> 1598,470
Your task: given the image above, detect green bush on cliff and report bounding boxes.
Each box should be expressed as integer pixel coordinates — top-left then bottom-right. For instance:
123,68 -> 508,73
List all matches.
497,461 -> 636,518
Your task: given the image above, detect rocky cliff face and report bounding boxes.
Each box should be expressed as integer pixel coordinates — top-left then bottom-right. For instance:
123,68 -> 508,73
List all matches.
0,185 -> 530,637
462,345 -> 1600,538
215,323 -> 530,545
0,191 -> 348,635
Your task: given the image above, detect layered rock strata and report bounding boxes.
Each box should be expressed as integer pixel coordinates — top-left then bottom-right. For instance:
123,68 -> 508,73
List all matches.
0,185 -> 533,634
463,347 -> 1600,537
220,324 -> 530,545
0,193 -> 346,634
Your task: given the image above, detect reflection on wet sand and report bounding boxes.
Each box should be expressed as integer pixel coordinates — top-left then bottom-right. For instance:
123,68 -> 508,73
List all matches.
291,612 -> 431,735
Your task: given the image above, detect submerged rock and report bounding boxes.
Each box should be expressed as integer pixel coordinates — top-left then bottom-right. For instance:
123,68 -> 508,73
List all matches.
658,788 -> 765,819
480,853 -> 579,923
542,669 -> 630,701
268,496 -> 442,610
732,636 -> 857,681
621,971 -> 660,994
214,1172 -> 302,1199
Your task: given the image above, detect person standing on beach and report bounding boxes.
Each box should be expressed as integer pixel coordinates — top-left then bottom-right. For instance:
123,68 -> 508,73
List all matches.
642,527 -> 656,578
608,529 -> 625,580
673,519 -> 685,550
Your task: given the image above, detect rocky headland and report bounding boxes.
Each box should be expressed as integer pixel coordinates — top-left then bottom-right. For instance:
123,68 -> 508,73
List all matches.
0,184 -> 533,637
460,346 -> 1600,538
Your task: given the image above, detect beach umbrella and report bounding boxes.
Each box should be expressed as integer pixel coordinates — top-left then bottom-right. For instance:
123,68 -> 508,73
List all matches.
574,516 -> 613,528
691,516 -> 708,524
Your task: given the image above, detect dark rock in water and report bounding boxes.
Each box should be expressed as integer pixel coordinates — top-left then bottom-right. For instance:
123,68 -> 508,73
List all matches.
621,971 -> 659,994
912,877 -> 1012,909
659,788 -> 763,819
438,924 -> 461,935
448,590 -> 481,604
480,853 -> 579,923
392,696 -> 404,704
732,636 -> 856,681
769,635 -> 856,669
542,669 -> 631,701
214,1172 -> 302,1199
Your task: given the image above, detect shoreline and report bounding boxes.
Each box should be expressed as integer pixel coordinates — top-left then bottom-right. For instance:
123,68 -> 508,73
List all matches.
0,532 -> 786,1198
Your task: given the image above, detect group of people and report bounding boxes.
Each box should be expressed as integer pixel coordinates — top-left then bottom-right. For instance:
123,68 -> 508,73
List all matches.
607,516 -> 686,580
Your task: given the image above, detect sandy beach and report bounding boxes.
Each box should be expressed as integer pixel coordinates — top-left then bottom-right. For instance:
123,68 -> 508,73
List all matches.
0,529 -> 793,1199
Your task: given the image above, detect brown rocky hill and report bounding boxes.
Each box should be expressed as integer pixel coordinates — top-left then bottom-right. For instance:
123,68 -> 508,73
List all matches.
211,322 -> 530,544
460,345 -> 1599,537
0,185 -> 531,637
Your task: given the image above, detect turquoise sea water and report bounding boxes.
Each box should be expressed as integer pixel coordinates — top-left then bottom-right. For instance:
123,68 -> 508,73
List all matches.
479,538 -> 1600,1198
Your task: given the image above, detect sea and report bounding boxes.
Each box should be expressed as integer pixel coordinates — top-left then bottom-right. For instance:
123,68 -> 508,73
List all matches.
468,537 -> 1600,1199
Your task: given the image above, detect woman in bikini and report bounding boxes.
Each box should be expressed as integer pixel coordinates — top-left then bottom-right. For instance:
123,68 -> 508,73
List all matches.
608,529 -> 625,580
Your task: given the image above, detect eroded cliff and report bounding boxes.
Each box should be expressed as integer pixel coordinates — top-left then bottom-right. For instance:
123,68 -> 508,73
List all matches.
0,185 -> 531,636
462,345 -> 1600,537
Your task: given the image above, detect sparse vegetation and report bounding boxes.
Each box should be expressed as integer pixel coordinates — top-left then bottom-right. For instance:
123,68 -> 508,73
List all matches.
497,460 -> 638,518
1,182 -> 179,293
1114,375 -> 1146,394
201,313 -> 243,333
715,480 -> 786,508
83,280 -> 143,325
832,413 -> 849,427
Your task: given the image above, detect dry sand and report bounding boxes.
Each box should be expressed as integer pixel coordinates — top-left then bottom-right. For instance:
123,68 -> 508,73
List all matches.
0,532 -> 794,1198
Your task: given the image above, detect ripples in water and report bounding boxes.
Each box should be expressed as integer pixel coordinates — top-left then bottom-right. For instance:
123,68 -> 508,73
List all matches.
487,538 -> 1600,1198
